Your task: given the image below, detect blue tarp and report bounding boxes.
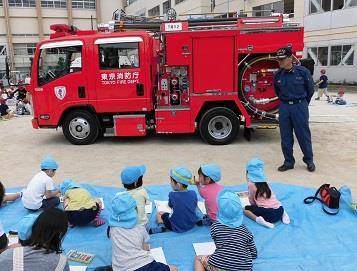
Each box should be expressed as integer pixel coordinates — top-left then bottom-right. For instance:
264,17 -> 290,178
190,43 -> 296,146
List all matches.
1,183 -> 357,271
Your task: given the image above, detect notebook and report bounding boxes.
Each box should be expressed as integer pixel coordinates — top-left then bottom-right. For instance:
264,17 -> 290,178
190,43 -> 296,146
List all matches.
193,242 -> 216,255
150,247 -> 167,264
154,200 -> 173,214
237,191 -> 250,207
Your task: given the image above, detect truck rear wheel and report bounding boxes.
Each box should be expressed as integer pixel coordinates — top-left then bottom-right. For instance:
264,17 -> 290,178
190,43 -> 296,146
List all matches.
199,107 -> 239,145
62,110 -> 99,145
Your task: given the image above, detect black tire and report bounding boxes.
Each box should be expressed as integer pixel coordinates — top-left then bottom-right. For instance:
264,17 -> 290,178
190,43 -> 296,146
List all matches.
62,110 -> 99,145
199,107 -> 239,145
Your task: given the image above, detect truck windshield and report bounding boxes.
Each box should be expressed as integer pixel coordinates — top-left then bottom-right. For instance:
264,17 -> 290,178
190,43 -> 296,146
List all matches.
38,45 -> 82,86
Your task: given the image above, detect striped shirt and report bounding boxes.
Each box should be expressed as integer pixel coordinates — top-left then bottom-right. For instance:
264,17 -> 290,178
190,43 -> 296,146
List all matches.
208,222 -> 257,271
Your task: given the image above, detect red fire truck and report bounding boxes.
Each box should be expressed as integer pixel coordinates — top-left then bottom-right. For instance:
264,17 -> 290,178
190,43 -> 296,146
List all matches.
28,11 -> 305,145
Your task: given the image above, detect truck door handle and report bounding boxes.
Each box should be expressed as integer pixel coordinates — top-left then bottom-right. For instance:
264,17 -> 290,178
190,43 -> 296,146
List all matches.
78,86 -> 86,98
136,83 -> 144,96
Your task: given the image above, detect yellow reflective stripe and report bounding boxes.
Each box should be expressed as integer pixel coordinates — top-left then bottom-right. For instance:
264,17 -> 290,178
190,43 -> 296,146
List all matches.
172,170 -> 191,183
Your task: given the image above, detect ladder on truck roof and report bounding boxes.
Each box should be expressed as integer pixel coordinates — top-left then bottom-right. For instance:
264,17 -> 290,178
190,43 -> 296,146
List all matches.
111,8 -> 301,33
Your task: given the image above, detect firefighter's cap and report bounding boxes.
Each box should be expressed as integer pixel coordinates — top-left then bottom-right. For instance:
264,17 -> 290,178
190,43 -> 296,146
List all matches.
276,47 -> 293,59
40,156 -> 59,170
121,165 -> 146,185
109,191 -> 137,229
217,190 -> 243,228
170,166 -> 192,186
246,158 -> 267,183
200,164 -> 221,182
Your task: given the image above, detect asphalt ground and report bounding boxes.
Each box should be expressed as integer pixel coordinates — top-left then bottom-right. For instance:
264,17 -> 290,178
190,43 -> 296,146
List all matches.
1,89 -> 357,199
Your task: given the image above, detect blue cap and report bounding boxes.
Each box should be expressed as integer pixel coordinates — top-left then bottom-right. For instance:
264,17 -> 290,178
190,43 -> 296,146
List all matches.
170,166 -> 192,186
109,192 -> 138,228
18,213 -> 40,241
201,164 -> 221,182
121,165 -> 146,185
246,158 -> 267,183
40,156 -> 59,170
60,179 -> 81,195
217,190 -> 243,228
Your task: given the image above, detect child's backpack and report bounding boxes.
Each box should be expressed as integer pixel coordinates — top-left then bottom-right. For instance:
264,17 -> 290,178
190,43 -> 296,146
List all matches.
304,184 -> 341,215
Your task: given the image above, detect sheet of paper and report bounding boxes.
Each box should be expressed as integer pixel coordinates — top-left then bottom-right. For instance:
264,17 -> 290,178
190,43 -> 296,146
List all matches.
197,201 -> 207,215
154,200 -> 172,214
145,202 -> 153,214
150,247 -> 167,265
237,191 -> 250,207
69,266 -> 87,271
99,197 -> 105,210
193,242 -> 216,255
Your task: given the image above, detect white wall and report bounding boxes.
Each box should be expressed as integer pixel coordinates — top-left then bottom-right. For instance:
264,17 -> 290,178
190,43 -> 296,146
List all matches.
304,5 -> 357,84
304,6 -> 357,31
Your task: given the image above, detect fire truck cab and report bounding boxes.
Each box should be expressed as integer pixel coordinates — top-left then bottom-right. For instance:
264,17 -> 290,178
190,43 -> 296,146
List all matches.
29,13 -> 304,145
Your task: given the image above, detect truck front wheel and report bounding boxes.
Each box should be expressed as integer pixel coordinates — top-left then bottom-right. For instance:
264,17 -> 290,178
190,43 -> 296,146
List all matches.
62,110 -> 99,145
199,107 -> 239,145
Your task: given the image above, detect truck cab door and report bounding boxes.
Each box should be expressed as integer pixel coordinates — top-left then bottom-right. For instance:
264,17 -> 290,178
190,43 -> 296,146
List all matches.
33,40 -> 87,125
93,37 -> 148,112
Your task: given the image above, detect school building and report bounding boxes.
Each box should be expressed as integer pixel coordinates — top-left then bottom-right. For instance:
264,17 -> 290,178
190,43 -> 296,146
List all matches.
0,0 -> 124,81
1,0 -> 356,83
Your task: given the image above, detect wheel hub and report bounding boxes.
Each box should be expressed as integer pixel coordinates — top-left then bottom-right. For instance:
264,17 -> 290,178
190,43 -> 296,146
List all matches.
208,116 -> 232,140
69,118 -> 90,139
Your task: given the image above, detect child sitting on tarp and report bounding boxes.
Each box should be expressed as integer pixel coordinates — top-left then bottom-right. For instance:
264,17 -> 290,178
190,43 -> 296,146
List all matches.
152,166 -> 198,234
335,89 -> 347,105
0,181 -> 22,207
121,165 -> 150,228
0,208 -> 70,270
60,179 -> 105,227
194,190 -> 257,271
193,164 -> 224,225
22,157 -> 61,211
244,158 -> 290,228
94,192 -> 177,271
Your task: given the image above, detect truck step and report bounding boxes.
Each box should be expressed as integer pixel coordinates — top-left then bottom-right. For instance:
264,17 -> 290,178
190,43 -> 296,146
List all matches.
250,120 -> 278,129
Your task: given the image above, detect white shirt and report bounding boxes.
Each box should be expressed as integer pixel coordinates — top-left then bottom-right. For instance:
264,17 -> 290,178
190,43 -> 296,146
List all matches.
111,226 -> 154,271
22,171 -> 56,210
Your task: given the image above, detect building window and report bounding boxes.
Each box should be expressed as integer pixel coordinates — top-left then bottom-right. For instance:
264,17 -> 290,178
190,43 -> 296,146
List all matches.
175,0 -> 186,5
252,1 -> 294,17
0,0 -> 3,7
307,47 -> 328,66
163,1 -> 171,14
333,0 -> 344,9
0,45 -> 7,56
308,0 -> 347,14
348,0 -> 357,7
41,0 -> 66,8
72,0 -> 95,9
38,45 -> 82,86
8,0 -> 36,7
148,5 -> 160,17
12,34 -> 39,37
99,43 -> 139,70
13,43 -> 37,56
331,45 -> 354,65
127,0 -> 138,5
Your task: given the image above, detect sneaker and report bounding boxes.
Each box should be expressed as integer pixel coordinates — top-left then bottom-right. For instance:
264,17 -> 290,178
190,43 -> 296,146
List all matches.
307,163 -> 316,172
278,164 -> 294,172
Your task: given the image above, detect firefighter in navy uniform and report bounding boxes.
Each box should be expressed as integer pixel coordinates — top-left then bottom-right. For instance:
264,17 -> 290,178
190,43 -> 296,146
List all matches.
273,47 -> 316,172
